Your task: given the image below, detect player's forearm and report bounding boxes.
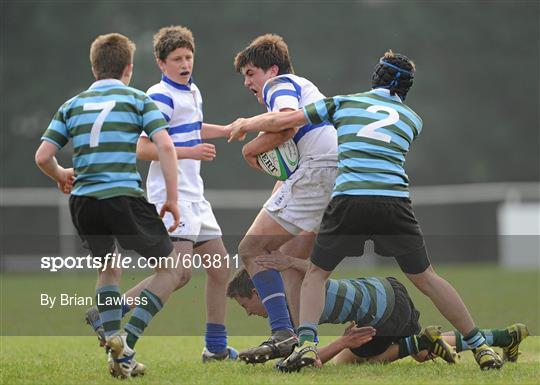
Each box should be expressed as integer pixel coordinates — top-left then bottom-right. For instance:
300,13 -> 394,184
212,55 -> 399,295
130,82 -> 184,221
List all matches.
243,130 -> 295,157
156,144 -> 178,203
201,123 -> 230,139
35,155 -> 63,182
318,339 -> 348,364
137,138 -> 196,161
246,110 -> 307,134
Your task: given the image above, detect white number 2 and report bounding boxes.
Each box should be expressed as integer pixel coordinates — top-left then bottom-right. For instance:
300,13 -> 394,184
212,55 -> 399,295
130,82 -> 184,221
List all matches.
83,101 -> 116,148
356,105 -> 399,143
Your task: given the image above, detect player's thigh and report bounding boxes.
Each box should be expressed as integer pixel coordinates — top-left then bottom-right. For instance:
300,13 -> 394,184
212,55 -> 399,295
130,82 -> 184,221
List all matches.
241,209 -> 295,255
104,196 -> 173,259
194,237 -> 231,279
69,195 -> 115,259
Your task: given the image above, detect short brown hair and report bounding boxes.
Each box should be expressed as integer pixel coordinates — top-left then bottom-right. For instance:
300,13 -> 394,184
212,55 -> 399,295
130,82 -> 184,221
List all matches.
90,33 -> 135,80
153,25 -> 195,61
234,34 -> 294,75
226,268 -> 255,299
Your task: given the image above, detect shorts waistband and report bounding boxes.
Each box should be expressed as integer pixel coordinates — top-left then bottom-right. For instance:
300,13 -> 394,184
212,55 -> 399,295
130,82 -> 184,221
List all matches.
299,157 -> 338,169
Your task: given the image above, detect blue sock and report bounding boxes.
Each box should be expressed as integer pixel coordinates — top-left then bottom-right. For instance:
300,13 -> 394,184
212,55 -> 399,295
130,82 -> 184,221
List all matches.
463,327 -> 487,350
251,269 -> 293,333
121,303 -> 131,317
205,323 -> 227,354
458,330 -> 493,351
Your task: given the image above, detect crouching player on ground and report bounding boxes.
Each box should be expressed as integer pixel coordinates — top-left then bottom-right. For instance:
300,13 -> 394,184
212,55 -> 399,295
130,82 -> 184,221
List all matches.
226,255 -> 529,368
35,33 -> 184,379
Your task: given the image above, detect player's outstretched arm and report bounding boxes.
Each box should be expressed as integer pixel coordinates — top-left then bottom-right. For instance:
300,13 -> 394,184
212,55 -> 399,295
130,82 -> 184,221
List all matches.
201,123 -> 231,139
228,110 -> 307,142
255,250 -> 309,274
151,130 -> 180,231
318,323 -> 376,364
137,136 -> 216,161
35,141 -> 75,194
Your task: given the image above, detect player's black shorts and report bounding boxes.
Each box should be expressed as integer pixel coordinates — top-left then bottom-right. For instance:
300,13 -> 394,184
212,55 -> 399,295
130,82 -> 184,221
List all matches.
311,195 -> 431,274
69,195 -> 174,260
350,277 -> 421,358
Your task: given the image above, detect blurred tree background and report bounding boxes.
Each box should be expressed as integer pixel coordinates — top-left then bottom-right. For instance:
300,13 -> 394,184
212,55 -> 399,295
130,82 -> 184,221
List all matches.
2,1 -> 538,190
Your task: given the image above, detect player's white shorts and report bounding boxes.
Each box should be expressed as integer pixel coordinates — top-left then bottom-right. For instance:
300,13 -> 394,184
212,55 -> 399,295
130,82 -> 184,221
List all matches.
264,161 -> 337,235
154,199 -> 222,244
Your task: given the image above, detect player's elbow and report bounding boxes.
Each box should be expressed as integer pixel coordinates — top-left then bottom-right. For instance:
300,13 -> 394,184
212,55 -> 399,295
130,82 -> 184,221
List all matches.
34,149 -> 50,168
241,144 -> 256,159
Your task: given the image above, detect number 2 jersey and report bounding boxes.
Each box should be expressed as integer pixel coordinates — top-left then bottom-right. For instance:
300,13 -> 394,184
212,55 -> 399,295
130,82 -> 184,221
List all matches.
304,88 -> 423,198
41,79 -> 168,199
262,74 -> 337,166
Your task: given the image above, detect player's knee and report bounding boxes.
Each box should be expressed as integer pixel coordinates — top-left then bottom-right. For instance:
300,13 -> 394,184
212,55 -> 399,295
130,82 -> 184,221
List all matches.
175,266 -> 192,289
98,265 -> 122,280
407,270 -> 435,294
206,264 -> 230,283
238,238 -> 257,264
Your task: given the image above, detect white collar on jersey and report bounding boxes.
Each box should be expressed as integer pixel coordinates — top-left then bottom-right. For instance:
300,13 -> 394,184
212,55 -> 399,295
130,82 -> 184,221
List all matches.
161,74 -> 193,91
370,87 -> 403,103
89,79 -> 125,89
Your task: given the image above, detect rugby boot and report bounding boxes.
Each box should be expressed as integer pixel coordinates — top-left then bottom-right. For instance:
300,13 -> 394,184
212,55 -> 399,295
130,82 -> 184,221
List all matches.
239,329 -> 298,364
276,341 -> 321,372
473,344 -> 503,370
106,332 -> 145,379
202,346 -> 239,362
417,326 -> 456,364
502,323 -> 529,362
85,305 -> 106,349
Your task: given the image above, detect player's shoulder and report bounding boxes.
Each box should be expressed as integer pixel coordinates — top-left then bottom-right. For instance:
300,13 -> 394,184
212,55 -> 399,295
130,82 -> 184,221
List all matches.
263,74 -> 305,92
147,81 -> 169,94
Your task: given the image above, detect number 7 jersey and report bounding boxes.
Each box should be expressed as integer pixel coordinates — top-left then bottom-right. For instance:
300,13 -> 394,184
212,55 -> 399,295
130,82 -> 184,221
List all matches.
41,79 -> 168,199
304,88 -> 423,198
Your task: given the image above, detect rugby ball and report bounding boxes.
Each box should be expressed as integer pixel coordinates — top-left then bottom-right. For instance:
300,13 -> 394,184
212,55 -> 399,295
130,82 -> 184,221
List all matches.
257,139 -> 299,181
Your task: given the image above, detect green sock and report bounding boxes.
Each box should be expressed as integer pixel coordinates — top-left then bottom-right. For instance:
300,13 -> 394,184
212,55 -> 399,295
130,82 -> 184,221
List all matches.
124,289 -> 163,349
297,323 -> 317,346
454,331 -> 464,352
96,285 -> 122,336
482,328 -> 512,347
397,336 -> 419,358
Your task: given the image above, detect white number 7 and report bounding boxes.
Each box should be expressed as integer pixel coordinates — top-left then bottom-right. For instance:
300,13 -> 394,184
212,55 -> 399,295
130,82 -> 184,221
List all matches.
83,101 -> 116,148
356,105 -> 399,143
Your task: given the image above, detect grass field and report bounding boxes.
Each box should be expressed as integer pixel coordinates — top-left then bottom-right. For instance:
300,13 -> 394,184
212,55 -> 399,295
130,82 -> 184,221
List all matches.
1,264 -> 539,384
1,336 -> 539,384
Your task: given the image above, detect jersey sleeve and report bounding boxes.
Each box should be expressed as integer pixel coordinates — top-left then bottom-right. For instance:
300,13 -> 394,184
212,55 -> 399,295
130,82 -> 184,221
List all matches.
262,77 -> 301,112
303,96 -> 338,125
147,90 -> 174,123
141,96 -> 169,138
41,105 -> 70,148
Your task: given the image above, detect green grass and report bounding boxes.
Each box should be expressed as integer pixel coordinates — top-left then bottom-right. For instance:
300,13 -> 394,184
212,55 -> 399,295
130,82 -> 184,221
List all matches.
1,336 -> 539,384
1,264 -> 539,384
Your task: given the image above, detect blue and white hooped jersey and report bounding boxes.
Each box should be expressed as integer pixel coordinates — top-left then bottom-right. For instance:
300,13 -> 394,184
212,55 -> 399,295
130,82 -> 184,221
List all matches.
262,74 -> 337,166
144,75 -> 205,203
